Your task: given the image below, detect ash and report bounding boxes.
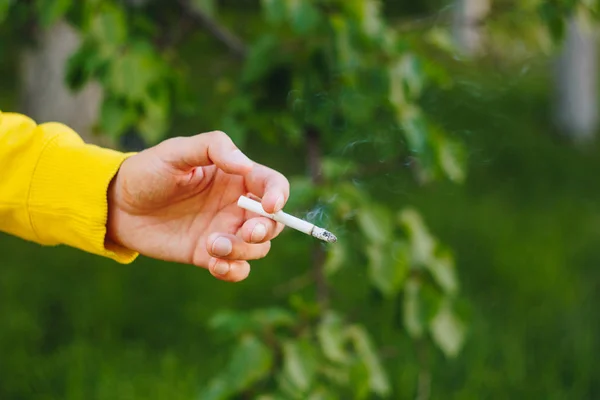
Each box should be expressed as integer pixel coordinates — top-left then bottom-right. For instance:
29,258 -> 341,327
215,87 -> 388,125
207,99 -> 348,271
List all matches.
312,227 -> 338,243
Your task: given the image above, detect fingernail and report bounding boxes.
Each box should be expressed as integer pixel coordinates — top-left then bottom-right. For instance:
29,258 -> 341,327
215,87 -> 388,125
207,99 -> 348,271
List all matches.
230,149 -> 253,168
274,196 -> 284,212
214,261 -> 230,275
251,223 -> 267,243
212,237 -> 232,256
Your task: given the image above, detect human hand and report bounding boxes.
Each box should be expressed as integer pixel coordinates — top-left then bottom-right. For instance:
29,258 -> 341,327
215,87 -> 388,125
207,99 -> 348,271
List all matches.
106,131 -> 289,282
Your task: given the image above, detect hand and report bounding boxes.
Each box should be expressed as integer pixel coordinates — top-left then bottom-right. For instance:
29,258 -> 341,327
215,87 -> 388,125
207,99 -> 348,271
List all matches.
106,131 -> 289,282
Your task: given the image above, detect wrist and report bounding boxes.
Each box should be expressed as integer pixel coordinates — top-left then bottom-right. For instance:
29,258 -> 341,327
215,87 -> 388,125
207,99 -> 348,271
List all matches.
106,171 -> 125,248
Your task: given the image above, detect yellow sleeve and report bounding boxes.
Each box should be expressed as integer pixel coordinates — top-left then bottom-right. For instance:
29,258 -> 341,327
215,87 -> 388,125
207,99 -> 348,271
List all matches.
0,111 -> 138,263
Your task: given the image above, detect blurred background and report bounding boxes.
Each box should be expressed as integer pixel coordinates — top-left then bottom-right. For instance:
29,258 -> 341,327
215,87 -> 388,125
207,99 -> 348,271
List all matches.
2,0 -> 600,398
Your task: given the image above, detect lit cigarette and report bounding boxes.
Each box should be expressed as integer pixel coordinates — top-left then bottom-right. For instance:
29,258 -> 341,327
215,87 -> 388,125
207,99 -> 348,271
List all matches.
237,195 -> 337,243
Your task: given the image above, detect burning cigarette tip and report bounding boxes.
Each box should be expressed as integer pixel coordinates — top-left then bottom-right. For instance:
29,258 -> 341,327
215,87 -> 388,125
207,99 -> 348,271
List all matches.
312,227 -> 338,243
236,195 -> 338,243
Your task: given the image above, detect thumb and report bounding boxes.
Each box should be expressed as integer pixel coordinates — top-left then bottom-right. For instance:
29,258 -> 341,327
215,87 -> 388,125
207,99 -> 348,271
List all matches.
158,131 -> 254,175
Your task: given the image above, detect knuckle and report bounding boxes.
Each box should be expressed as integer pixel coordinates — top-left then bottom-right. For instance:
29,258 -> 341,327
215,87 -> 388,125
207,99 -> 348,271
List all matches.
206,130 -> 229,142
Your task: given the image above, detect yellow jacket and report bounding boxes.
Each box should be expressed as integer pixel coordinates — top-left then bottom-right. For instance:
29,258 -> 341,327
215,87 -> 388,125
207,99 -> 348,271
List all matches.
0,111 -> 138,263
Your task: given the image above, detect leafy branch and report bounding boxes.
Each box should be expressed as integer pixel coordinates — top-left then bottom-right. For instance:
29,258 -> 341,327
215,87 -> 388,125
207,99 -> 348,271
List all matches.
177,0 -> 247,59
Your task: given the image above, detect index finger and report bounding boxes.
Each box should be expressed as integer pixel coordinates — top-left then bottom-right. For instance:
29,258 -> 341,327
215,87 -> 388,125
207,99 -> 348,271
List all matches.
159,131 -> 254,175
243,163 -> 290,214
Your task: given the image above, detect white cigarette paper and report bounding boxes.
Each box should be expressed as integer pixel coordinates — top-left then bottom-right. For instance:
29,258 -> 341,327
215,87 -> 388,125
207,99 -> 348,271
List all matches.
237,195 -> 337,243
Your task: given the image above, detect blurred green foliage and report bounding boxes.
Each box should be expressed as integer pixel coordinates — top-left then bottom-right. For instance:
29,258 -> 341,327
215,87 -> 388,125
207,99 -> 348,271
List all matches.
1,0 -> 600,399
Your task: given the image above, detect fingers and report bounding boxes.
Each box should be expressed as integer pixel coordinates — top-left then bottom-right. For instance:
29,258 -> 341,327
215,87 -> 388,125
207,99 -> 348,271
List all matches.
244,164 -> 290,213
209,259 -> 251,282
159,131 -> 290,213
202,218 -> 284,283
238,217 -> 285,244
206,233 -> 271,261
159,131 -> 254,175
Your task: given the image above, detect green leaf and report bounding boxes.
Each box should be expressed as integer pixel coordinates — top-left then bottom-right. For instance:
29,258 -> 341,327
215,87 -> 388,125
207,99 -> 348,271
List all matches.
348,360 -> 370,399
430,301 -> 466,358
340,91 -> 374,125
331,14 -> 357,79
316,312 -> 349,363
332,182 -> 367,206
199,335 -> 273,400
107,43 -> 160,100
99,97 -> 135,139
357,205 -> 393,244
342,0 -> 383,40
358,0 -> 383,39
0,0 -> 14,23
243,34 -> 279,84
539,2 -> 567,42
401,108 -> 430,157
425,27 -> 457,54
89,5 -> 128,55
256,395 -> 288,400
399,208 -> 436,268
35,0 -> 71,27
400,54 -> 425,99
403,277 -> 444,339
262,0 -> 286,24
396,107 -> 437,183
320,364 -> 350,387
251,308 -> 296,328
289,295 -> 321,318
321,157 -> 358,180
211,308 -> 295,337
284,176 -> 316,211
436,133 -> 467,184
306,386 -> 340,400
389,57 -> 406,108
138,88 -> 169,145
208,310 -> 253,337
281,338 -> 319,393
228,335 -> 274,389
66,39 -> 104,91
427,248 -> 459,295
347,325 -> 390,397
274,115 -> 302,145
324,240 -> 347,277
403,278 -> 424,338
286,0 -> 321,35
366,240 -> 409,297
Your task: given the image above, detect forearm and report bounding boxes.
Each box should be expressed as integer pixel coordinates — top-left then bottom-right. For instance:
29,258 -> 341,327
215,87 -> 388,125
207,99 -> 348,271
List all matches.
0,111 -> 138,263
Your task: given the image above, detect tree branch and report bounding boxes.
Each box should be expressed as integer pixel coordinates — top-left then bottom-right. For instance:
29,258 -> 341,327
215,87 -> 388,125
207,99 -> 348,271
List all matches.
272,271 -> 313,297
416,339 -> 431,400
305,126 -> 329,309
177,0 -> 247,60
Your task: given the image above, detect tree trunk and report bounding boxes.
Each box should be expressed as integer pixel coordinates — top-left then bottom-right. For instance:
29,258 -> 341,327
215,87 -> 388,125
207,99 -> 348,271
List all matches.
453,0 -> 490,56
554,14 -> 598,143
19,20 -> 109,146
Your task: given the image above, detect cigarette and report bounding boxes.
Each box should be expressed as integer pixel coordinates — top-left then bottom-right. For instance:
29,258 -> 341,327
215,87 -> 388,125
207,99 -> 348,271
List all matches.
237,195 -> 337,243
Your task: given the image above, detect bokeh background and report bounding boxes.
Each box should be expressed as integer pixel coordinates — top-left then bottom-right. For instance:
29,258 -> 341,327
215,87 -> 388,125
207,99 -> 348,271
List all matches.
2,0 -> 600,399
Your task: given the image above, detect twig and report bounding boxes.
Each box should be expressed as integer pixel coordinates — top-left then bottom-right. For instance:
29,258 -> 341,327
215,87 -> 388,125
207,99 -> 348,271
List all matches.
177,0 -> 247,60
